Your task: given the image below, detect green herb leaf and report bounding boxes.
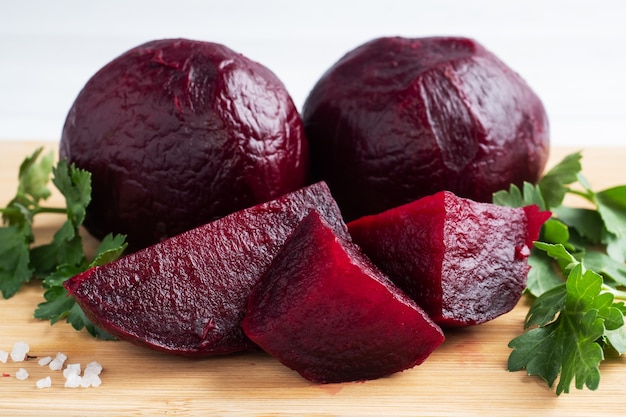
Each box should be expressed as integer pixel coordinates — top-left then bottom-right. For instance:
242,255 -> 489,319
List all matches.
534,242 -> 579,272
497,151 -> 626,395
525,249 -> 563,297
509,263 -> 619,395
508,325 -> 562,389
68,302 -> 116,339
35,285 -> 77,324
552,206 -> 605,244
538,151 -> 582,208
92,234 -> 128,265
492,182 -> 546,210
30,221 -> 85,277
0,225 -> 34,298
16,147 -> 54,203
605,323 -> 626,355
606,233 -> 626,263
35,233 -> 126,339
595,186 -> 626,237
34,282 -> 115,340
582,250 -> 626,288
541,218 -> 570,246
1,147 -> 126,339
2,147 -> 54,226
524,283 -> 566,328
0,147 -> 53,297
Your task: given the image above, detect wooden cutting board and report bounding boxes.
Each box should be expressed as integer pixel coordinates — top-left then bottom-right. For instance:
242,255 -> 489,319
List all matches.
1,141 -> 625,417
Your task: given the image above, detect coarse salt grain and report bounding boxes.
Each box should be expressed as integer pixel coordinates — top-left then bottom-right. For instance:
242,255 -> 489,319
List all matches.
3,342 -> 104,389
38,356 -> 52,366
49,359 -> 64,371
84,361 -> 103,376
64,373 -> 82,388
83,373 -> 102,388
10,341 -> 29,362
49,352 -> 67,371
16,368 -> 29,381
63,363 -> 81,378
36,376 -> 52,389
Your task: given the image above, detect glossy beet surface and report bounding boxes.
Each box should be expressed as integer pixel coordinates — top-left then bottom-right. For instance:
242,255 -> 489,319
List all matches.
64,182 -> 346,357
60,38 -> 309,251
243,211 -> 445,383
348,191 -> 550,327
303,36 -> 549,221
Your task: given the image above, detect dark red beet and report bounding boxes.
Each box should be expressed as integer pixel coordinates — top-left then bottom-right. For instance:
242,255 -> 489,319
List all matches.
348,191 -> 550,327
243,211 -> 445,383
60,38 -> 309,251
303,36 -> 549,221
64,182 -> 345,357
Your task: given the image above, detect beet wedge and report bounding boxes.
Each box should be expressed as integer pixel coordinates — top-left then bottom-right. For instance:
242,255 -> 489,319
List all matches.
348,191 -> 550,327
65,182 -> 346,357
243,210 -> 445,383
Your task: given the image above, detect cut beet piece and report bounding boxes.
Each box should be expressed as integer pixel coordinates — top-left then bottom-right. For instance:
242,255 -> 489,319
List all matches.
64,182 -> 347,357
347,191 -> 550,327
242,210 -> 445,383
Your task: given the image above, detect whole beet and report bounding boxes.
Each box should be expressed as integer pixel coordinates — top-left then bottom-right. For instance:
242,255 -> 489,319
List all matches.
61,38 -> 308,251
302,36 -> 549,221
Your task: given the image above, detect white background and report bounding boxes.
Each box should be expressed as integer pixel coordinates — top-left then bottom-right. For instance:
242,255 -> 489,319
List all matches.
1,0 -> 625,146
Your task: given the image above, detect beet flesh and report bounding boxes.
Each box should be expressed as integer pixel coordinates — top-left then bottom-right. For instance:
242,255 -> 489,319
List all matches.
243,211 -> 445,383
64,182 -> 345,357
303,36 -> 549,221
348,191 -> 550,327
60,38 -> 309,251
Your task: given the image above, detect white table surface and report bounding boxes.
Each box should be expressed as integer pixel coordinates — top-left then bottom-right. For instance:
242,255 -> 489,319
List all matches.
1,0 -> 625,147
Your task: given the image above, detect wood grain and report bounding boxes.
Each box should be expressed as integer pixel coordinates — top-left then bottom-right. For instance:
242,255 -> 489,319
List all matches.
1,142 -> 625,416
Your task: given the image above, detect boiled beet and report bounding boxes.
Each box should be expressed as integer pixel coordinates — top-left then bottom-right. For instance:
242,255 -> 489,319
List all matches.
60,38 -> 309,251
64,182 -> 345,357
303,36 -> 549,221
348,191 -> 550,327
243,210 -> 445,383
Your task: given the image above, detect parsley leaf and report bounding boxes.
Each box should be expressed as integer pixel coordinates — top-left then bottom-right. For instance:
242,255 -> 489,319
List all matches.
495,151 -> 626,395
525,250 -> 564,297
0,225 -> 34,298
0,147 -> 127,338
492,181 -> 547,210
508,262 -> 622,395
30,160 -> 92,276
35,233 -> 126,339
596,186 -> 626,240
0,147 -> 55,298
538,151 -> 581,208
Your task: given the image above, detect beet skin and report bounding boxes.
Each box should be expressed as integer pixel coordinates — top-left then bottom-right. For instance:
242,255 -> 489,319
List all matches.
303,36 -> 550,221
61,38 -> 309,251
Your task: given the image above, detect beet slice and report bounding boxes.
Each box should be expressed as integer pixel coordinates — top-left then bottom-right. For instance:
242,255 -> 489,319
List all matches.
242,210 -> 445,383
64,182 -> 346,357
347,191 -> 550,327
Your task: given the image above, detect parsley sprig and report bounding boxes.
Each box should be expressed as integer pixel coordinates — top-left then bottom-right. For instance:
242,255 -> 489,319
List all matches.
0,147 -> 126,338
494,151 -> 626,395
